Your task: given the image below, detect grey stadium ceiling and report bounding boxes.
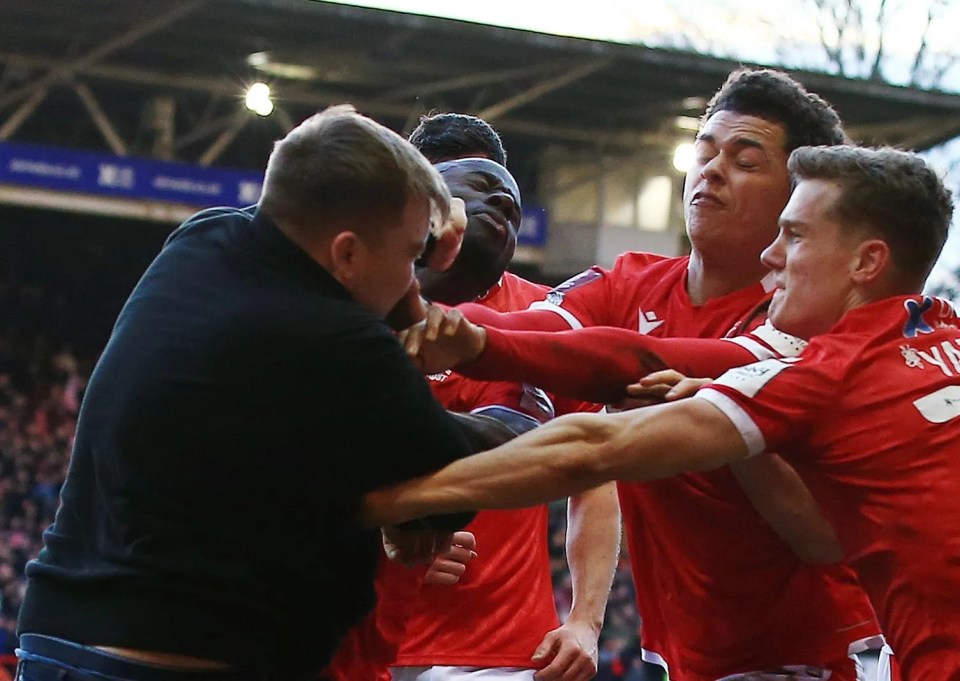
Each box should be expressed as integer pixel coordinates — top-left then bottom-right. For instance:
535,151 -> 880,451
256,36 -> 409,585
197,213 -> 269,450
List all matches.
2,0 -> 960,175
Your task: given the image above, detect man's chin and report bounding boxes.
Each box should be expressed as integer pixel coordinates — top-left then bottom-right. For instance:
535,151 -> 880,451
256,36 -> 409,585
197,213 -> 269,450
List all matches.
767,296 -> 788,332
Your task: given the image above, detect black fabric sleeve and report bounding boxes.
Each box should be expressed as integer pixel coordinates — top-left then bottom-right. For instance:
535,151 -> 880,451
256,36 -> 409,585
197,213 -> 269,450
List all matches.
292,310 -> 480,529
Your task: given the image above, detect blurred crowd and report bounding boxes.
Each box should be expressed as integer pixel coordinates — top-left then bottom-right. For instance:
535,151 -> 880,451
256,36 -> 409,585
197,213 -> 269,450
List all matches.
0,278 -> 91,660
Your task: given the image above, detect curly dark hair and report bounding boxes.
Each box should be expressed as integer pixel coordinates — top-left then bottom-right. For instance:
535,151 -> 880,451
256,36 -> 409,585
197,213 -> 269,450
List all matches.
704,68 -> 847,151
789,145 -> 954,287
408,112 -> 507,166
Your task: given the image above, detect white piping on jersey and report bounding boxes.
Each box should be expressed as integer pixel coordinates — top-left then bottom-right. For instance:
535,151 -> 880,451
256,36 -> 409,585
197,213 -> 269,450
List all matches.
475,276 -> 505,304
695,390 -> 767,457
723,323 -> 807,361
527,300 -> 584,330
847,633 -> 886,655
750,321 -> 808,357
640,649 -> 670,674
723,335 -> 780,361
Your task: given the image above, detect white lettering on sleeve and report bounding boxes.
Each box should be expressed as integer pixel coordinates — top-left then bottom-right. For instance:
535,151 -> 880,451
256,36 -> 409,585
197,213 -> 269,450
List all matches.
940,341 -> 960,375
917,346 -> 953,377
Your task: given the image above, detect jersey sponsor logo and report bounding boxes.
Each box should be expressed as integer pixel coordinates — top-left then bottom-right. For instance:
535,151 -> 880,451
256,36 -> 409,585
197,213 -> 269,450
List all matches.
638,308 -> 664,335
426,370 -> 453,382
900,338 -> 960,376
544,268 -> 602,307
913,385 -> 960,424
714,358 -> 798,398
901,296 -> 953,338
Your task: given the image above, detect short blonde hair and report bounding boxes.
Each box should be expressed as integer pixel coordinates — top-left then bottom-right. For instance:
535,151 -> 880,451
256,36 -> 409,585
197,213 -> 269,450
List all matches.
261,104 -> 451,235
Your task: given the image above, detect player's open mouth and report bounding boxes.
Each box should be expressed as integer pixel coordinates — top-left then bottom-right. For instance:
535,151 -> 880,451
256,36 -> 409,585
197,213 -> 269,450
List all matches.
691,191 -> 723,207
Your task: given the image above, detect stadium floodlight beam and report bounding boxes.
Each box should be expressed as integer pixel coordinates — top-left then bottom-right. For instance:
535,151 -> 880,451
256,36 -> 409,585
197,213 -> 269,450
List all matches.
672,141 -> 695,173
245,82 -> 274,116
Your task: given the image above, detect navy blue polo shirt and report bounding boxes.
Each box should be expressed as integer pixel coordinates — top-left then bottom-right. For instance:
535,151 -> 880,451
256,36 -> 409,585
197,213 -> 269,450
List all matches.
19,206 -> 476,678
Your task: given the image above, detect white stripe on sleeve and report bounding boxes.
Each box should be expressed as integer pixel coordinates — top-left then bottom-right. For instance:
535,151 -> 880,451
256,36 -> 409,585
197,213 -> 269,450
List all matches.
527,301 -> 584,330
722,335 -> 779,361
695,390 -> 767,457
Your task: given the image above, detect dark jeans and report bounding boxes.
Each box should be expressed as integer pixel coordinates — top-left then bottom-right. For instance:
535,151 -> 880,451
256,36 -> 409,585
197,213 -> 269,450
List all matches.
16,635 -> 256,681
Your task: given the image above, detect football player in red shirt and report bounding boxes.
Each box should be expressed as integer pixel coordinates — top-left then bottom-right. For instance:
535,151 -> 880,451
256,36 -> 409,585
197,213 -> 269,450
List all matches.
365,145 -> 955,681
327,116 -> 620,681
390,155 -> 619,681
401,70 -> 884,680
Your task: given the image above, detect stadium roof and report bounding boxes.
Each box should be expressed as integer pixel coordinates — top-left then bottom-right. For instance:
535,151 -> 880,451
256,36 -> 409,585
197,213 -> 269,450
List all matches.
3,0 -> 960,171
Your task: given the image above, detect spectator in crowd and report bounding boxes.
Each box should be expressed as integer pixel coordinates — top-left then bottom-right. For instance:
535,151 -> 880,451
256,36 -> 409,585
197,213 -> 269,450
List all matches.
0,328 -> 81,660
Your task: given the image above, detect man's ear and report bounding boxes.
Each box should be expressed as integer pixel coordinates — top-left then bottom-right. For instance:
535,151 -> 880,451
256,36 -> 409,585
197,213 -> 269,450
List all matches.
329,231 -> 363,284
850,238 -> 891,285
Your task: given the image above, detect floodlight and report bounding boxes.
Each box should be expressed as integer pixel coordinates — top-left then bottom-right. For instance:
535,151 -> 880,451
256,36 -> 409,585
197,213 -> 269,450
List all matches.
672,142 -> 695,172
245,82 -> 274,116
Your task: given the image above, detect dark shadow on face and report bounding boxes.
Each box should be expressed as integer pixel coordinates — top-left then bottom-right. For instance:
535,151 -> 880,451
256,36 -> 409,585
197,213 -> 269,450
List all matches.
435,158 -> 522,294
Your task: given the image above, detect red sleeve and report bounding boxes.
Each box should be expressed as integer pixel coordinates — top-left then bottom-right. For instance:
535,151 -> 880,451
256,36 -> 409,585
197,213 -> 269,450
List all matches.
459,326 -> 762,404
697,344 -> 842,457
456,302 -> 572,331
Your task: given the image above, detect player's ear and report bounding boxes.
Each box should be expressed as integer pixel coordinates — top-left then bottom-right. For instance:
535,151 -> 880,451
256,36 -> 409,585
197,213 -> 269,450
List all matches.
329,231 -> 365,285
849,238 -> 890,285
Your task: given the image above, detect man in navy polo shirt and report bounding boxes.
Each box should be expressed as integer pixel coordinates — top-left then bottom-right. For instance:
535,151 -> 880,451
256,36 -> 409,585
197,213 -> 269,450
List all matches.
16,105 -> 495,681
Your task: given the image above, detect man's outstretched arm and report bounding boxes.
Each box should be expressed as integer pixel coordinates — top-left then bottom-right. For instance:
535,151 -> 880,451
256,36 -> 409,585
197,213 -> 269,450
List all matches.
398,410 -> 538,532
402,309 -> 778,404
455,302 -> 573,332
361,398 -> 749,527
466,327 -> 761,403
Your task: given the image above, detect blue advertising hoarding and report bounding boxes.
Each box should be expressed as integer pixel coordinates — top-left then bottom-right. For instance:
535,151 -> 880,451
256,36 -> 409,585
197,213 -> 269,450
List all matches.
0,141 -> 264,208
518,205 -> 548,247
0,140 -> 547,245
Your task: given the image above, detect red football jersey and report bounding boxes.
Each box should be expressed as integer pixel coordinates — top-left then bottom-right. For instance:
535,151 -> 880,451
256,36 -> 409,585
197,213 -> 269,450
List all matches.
479,272 -> 590,417
526,254 -> 880,679
482,271 -> 549,311
329,272 -> 593,676
700,296 -> 960,679
395,272 -> 565,668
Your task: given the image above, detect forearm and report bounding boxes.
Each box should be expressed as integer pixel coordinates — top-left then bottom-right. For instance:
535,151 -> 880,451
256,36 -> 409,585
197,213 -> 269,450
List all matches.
364,412 -> 615,527
565,484 -> 621,634
460,327 -> 760,403
407,411 -> 528,532
456,302 -> 571,331
730,454 -> 843,564
361,400 -> 748,526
